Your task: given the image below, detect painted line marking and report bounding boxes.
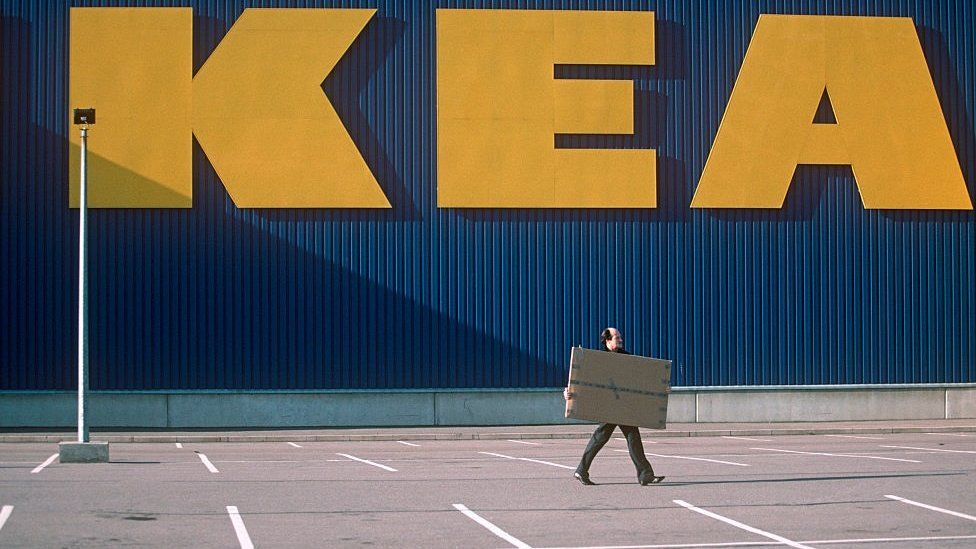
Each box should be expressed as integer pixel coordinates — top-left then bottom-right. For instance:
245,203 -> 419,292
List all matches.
217,460 -> 303,464
803,534 -> 976,546
196,452 -> 220,473
397,441 -> 421,447
452,503 -> 531,548
751,447 -> 920,463
923,432 -> 970,437
673,499 -> 815,549
618,450 -> 750,467
175,443 -> 183,449
226,506 -> 254,549
722,436 -> 772,442
823,434 -> 885,440
0,505 -> 13,532
529,534 -> 976,548
287,442 -> 303,448
336,453 -> 397,472
885,495 -> 976,521
479,451 -> 574,470
881,444 -> 976,454
31,454 -> 58,474
615,437 -> 657,444
507,439 -> 541,445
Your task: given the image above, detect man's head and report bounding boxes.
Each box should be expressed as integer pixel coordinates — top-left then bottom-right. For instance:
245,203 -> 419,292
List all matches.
600,327 -> 624,352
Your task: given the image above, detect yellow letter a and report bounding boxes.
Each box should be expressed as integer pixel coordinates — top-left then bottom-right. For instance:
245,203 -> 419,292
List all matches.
693,15 -> 972,210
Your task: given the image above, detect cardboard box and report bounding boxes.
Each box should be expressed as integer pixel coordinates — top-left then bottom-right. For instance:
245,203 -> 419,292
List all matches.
564,347 -> 671,429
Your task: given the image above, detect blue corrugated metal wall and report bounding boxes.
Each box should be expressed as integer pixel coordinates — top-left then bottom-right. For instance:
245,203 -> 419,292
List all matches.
1,0 -> 973,390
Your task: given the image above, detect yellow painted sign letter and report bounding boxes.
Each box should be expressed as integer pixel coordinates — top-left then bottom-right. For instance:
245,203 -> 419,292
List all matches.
193,9 -> 389,208
70,8 -> 389,208
437,10 -> 656,208
693,15 -> 972,210
70,8 -> 193,207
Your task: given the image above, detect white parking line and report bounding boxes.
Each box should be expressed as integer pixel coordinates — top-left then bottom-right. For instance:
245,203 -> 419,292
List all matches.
533,541 -> 782,549
616,437 -> 657,444
507,439 -> 541,445
532,534 -> 976,548
452,503 -> 531,549
397,441 -> 420,447
287,442 -> 303,448
218,460 -> 303,464
823,434 -> 885,440
751,447 -> 920,463
31,454 -> 58,474
226,506 -> 254,549
336,453 -> 397,472
881,445 -> 976,454
479,451 -> 575,470
923,432 -> 970,437
620,450 -> 750,467
673,499 -> 815,549
722,436 -> 772,442
175,443 -> 183,449
806,534 -> 976,546
196,452 -> 220,473
0,505 -> 13,532
885,495 -> 976,521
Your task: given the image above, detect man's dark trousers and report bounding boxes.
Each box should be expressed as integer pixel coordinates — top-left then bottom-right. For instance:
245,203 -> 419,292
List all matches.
576,423 -> 655,482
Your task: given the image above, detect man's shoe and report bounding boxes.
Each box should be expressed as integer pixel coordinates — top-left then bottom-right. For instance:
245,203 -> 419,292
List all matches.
574,472 -> 596,485
639,475 -> 665,485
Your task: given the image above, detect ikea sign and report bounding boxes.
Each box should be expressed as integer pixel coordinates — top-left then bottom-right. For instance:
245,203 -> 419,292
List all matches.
68,8 -> 972,210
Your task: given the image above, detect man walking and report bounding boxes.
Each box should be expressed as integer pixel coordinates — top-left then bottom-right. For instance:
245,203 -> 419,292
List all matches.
564,327 -> 665,486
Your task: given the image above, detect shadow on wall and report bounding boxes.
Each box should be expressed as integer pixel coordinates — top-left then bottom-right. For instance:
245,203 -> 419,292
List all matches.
1,16 -> 77,391
66,142 -> 191,207
321,15 -> 421,223
0,15 -> 562,392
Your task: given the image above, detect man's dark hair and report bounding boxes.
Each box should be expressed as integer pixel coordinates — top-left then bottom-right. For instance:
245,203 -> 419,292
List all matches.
600,327 -> 613,350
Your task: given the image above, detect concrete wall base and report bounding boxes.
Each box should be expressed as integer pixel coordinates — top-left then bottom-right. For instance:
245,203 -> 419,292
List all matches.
1,384 -> 973,428
58,441 -> 109,463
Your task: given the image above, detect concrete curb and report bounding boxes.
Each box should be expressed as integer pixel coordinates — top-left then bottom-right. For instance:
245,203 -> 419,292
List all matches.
3,424 -> 975,443
4,385 -> 974,428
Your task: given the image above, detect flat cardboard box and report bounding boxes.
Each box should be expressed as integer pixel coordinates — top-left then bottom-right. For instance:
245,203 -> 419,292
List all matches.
564,347 -> 671,429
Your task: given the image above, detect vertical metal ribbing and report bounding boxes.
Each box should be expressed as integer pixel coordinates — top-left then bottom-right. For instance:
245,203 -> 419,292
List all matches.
0,0 -> 973,393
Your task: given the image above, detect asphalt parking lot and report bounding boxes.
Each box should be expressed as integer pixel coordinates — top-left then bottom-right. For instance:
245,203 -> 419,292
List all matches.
1,429 -> 975,548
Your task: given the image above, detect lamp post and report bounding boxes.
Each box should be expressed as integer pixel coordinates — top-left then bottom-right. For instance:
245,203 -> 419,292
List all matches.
77,111 -> 90,443
59,108 -> 108,463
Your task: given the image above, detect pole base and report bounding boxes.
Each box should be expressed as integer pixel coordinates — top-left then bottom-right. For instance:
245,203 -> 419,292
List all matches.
58,441 -> 109,463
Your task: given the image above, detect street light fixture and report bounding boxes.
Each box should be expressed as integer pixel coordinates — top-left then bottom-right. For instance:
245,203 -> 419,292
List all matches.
59,107 -> 109,463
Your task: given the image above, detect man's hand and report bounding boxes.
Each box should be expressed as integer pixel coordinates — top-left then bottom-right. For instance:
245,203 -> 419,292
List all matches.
563,388 -> 574,401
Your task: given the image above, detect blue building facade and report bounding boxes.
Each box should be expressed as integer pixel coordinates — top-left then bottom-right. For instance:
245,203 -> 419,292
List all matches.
1,0 -> 974,395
